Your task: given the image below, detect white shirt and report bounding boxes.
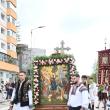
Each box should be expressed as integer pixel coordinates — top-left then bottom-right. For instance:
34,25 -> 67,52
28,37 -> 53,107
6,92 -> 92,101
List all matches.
89,83 -> 98,101
67,83 -> 89,108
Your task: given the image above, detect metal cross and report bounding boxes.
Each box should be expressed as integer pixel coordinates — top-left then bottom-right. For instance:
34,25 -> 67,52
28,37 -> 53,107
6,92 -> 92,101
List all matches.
54,40 -> 71,54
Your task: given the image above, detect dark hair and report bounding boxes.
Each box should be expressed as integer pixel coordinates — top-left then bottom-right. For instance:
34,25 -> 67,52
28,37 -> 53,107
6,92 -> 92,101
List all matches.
71,73 -> 80,77
19,71 -> 26,75
81,75 -> 87,79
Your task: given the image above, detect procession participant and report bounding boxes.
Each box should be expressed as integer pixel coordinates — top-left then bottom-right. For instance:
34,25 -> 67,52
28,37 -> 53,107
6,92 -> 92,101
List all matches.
81,75 -> 88,86
88,77 -> 98,110
96,84 -> 104,109
102,80 -> 109,110
9,71 -> 33,110
67,74 -> 89,110
81,75 -> 92,109
106,93 -> 110,110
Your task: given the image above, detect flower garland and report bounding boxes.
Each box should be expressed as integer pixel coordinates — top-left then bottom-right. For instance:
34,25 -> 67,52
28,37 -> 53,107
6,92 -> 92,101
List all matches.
33,55 -> 76,106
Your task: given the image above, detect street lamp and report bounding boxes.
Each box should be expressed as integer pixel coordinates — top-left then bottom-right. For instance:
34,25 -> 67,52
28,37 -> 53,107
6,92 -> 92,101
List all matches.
30,26 -> 46,78
31,26 -> 46,50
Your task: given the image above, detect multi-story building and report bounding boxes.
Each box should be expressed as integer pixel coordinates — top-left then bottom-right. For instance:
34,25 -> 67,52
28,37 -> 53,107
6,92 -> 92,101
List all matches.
0,0 -> 19,83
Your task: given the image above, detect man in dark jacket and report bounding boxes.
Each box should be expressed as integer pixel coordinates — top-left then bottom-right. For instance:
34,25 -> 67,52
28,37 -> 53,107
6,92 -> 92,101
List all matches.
10,71 -> 33,110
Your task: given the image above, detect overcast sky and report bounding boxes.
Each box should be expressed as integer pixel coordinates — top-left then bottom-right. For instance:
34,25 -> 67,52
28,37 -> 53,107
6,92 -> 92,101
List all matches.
17,0 -> 110,75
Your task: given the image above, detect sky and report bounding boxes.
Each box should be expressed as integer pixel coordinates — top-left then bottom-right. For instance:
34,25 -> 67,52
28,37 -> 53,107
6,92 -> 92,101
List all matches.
17,0 -> 110,75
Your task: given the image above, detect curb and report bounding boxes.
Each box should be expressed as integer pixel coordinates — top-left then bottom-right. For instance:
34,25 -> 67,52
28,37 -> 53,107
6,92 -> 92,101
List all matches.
0,100 -> 9,103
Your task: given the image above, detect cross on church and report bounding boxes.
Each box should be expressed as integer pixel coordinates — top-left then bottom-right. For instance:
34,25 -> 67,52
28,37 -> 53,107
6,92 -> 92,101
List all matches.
54,40 -> 71,54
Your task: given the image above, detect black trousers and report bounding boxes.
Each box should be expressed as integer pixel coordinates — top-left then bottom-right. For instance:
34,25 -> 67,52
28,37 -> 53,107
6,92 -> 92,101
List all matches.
69,106 -> 81,110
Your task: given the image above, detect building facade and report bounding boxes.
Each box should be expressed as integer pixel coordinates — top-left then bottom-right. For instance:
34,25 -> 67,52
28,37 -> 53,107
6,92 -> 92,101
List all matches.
0,0 -> 19,83
17,44 -> 46,75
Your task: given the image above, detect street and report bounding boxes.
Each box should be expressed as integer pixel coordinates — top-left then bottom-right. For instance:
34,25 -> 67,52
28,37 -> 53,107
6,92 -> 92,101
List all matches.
0,101 -> 10,110
95,101 -> 105,110
0,100 -> 105,110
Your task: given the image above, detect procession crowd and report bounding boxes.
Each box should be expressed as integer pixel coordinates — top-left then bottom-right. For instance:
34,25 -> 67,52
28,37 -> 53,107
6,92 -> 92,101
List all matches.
67,74 -> 110,110
0,80 -> 15,102
1,72 -> 110,110
0,71 -> 32,110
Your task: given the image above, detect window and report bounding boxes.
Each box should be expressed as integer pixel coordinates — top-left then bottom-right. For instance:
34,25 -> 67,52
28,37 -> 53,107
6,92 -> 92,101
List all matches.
6,73 -> 9,78
7,30 -> 16,37
7,2 -> 10,8
1,27 -> 5,34
7,16 -> 10,22
12,18 -> 15,24
7,30 -> 10,36
11,44 -> 16,51
0,54 -> 3,61
0,72 -> 3,77
4,54 -> 7,62
7,16 -> 16,25
1,13 -> 5,20
7,2 -> 16,12
12,31 -> 16,36
1,0 -> 5,7
1,42 -> 5,49
1,0 -> 5,5
7,43 -> 16,51
7,43 -> 10,49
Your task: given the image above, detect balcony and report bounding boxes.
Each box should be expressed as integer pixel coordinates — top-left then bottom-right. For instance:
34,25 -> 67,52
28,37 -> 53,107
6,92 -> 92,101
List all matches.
6,0 -> 16,7
7,22 -> 16,32
7,36 -> 16,45
0,52 -> 19,72
0,52 -> 18,65
7,8 -> 17,19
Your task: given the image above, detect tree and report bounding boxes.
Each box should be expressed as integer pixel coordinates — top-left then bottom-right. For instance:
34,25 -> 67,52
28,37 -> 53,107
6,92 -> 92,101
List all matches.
90,60 -> 98,83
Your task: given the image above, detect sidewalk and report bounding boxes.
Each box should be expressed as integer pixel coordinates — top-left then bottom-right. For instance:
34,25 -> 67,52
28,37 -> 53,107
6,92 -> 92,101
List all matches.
0,100 -> 10,110
0,100 -> 105,110
95,101 -> 104,110
0,91 -> 7,103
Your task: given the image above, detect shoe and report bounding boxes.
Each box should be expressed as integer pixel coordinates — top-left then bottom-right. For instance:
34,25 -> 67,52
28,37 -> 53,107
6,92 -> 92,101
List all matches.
96,107 -> 99,108
102,107 -> 105,108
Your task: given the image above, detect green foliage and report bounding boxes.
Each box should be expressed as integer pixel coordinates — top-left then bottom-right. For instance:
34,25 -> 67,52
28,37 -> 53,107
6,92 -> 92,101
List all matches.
98,84 -> 104,92
32,53 -> 78,106
90,61 -> 98,83
91,73 -> 97,82
34,53 -> 74,61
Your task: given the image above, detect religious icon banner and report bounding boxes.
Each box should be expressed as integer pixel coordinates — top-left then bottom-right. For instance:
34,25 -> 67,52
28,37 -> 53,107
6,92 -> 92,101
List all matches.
32,54 -> 76,108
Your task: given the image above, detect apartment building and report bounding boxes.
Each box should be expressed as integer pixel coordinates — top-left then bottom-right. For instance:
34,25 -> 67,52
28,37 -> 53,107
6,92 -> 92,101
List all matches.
0,0 -> 19,83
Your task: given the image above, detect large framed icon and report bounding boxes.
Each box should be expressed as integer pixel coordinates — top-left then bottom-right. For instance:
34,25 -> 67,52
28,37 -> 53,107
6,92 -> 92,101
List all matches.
32,55 -> 75,109
40,64 -> 68,105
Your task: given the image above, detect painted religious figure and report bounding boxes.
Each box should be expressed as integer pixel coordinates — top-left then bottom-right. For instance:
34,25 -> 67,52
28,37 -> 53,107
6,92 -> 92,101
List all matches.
40,64 -> 69,104
102,56 -> 108,65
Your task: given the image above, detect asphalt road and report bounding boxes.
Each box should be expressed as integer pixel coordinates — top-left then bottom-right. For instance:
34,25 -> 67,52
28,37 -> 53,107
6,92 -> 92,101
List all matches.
0,101 -> 10,110
0,100 -> 105,110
